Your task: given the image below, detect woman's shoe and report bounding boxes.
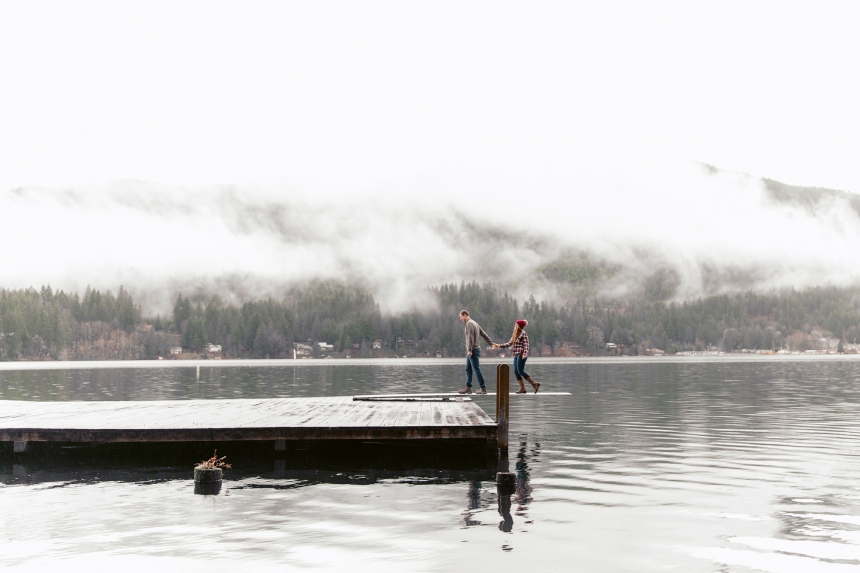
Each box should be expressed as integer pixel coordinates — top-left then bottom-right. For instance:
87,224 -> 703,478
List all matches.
526,376 -> 540,394
516,379 -> 527,394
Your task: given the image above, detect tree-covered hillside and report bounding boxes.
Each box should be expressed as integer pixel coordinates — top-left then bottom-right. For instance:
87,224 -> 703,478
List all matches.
2,282 -> 860,360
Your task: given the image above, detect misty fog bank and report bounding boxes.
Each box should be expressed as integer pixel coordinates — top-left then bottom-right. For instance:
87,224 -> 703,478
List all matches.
4,160 -> 860,314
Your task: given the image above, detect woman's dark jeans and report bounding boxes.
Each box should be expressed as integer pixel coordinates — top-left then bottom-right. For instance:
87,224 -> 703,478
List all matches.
513,355 -> 529,379
465,347 -> 486,388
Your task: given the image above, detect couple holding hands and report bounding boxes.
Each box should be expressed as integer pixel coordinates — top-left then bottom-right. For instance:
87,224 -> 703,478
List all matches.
458,310 -> 541,395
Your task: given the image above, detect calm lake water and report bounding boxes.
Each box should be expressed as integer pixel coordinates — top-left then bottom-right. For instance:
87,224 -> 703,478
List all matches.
2,357 -> 860,572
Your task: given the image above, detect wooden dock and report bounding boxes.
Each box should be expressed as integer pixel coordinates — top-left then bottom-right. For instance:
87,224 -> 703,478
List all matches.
0,395 -> 499,447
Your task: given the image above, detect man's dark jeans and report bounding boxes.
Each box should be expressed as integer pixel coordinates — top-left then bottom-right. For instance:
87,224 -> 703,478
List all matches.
465,346 -> 486,388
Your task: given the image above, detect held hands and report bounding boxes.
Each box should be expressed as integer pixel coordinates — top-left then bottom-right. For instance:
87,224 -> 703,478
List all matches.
492,343 -> 500,349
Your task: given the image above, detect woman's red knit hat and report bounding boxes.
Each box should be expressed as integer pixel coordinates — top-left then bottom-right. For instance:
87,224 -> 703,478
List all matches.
516,319 -> 527,328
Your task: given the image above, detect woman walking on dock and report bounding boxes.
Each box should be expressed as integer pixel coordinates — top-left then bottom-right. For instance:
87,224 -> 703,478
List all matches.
494,320 -> 540,394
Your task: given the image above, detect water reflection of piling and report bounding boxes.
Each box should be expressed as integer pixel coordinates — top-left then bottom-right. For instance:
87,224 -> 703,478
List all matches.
495,440 -> 536,532
497,490 -> 513,532
495,431 -> 516,534
495,452 -> 515,532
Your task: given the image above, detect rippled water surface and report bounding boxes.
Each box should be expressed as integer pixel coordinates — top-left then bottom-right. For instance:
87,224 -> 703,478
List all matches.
3,358 -> 860,572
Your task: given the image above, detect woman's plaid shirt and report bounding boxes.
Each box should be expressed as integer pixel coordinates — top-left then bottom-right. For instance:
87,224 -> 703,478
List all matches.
499,331 -> 529,358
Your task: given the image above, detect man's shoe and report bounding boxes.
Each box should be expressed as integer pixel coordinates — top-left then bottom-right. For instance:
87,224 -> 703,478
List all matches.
475,387 -> 487,395
458,387 -> 472,394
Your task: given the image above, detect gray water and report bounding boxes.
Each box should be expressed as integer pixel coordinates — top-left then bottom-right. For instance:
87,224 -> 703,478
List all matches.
2,357 -> 860,572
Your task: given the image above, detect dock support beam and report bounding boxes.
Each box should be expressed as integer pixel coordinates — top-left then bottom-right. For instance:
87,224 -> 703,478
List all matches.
13,441 -> 28,453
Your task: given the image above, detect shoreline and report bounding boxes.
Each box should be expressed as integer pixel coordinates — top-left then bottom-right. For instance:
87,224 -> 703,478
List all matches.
1,353 -> 859,371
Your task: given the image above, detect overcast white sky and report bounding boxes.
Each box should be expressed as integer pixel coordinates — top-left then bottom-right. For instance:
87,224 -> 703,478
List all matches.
2,2 -> 860,310
1,1 -> 859,194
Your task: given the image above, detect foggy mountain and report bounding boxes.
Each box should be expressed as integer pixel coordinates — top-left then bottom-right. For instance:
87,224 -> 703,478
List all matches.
3,161 -> 859,314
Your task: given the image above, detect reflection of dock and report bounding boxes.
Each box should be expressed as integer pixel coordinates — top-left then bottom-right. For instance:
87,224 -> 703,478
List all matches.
0,396 -> 498,449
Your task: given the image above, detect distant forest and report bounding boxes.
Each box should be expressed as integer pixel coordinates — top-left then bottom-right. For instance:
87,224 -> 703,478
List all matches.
2,282 -> 860,361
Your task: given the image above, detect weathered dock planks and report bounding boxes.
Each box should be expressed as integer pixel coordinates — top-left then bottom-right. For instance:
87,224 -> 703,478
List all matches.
0,396 -> 497,445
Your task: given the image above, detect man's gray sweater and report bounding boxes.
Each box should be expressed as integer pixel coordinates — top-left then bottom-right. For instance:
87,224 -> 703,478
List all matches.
465,319 -> 494,354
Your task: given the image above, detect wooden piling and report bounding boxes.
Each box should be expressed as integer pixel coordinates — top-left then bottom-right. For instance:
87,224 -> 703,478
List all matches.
496,470 -> 516,495
194,467 -> 222,483
495,364 -> 514,488
193,465 -> 223,495
496,364 -> 510,450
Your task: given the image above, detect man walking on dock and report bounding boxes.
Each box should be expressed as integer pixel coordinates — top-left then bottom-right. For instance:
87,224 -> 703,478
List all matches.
459,310 -> 494,394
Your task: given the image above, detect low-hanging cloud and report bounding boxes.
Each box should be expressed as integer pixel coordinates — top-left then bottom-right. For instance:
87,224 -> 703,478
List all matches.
3,158 -> 860,315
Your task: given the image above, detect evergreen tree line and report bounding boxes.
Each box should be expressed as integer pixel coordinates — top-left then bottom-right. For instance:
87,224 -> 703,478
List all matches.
3,282 -> 860,360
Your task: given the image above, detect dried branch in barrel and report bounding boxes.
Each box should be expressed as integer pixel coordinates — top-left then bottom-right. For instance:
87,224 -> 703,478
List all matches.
197,450 -> 232,469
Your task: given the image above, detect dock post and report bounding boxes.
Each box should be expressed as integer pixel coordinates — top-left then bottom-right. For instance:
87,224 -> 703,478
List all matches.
495,364 -> 515,490
13,441 -> 28,454
496,364 -> 510,450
